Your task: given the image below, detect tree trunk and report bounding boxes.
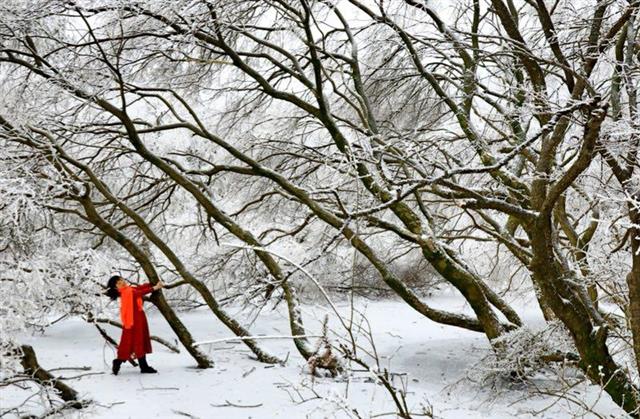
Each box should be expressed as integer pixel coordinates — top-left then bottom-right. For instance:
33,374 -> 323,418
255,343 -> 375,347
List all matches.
111,123 -> 315,362
528,218 -> 638,416
19,345 -> 86,409
79,195 -> 213,368
627,201 -> 640,377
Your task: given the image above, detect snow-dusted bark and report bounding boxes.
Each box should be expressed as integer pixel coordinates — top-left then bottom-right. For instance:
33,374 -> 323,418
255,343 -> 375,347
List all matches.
1,0 -> 640,414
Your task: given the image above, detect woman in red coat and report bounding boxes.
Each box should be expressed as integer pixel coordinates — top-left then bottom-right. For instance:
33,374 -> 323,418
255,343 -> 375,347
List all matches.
105,275 -> 164,375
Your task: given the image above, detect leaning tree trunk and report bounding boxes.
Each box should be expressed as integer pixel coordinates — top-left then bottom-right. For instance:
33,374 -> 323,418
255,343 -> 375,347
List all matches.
79,194 -> 213,369
19,345 -> 86,409
523,104 -> 640,415
73,156 -> 283,363
528,217 -> 639,416
112,122 -> 315,362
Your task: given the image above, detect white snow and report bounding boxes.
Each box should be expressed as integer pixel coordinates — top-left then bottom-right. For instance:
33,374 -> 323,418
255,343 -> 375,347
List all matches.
2,296 -> 627,419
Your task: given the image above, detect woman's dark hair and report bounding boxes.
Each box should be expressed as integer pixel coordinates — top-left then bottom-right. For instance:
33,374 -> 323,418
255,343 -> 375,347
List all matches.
105,275 -> 121,300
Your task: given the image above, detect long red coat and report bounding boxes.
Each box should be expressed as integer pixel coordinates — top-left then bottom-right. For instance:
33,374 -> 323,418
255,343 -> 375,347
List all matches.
117,283 -> 154,360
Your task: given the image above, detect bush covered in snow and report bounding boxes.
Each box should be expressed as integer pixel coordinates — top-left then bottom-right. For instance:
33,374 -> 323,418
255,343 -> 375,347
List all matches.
469,321 -> 579,386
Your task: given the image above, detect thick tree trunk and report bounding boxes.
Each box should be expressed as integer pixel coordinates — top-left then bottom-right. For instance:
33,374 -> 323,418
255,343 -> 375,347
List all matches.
420,245 -> 505,339
189,280 -> 284,363
627,203 -> 640,376
147,292 -> 213,368
79,196 -> 213,368
528,218 -> 638,416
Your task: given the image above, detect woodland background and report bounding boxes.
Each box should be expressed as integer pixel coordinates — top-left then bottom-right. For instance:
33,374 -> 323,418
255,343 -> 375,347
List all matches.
1,0 -> 639,417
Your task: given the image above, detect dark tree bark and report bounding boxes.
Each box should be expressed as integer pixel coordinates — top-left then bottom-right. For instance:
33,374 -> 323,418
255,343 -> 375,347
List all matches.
19,345 -> 87,409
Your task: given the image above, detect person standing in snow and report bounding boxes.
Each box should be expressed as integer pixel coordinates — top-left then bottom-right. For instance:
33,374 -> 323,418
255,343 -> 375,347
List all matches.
105,275 -> 164,375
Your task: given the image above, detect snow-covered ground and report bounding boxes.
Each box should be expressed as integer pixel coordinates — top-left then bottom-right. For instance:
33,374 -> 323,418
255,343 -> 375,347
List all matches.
2,296 -> 628,418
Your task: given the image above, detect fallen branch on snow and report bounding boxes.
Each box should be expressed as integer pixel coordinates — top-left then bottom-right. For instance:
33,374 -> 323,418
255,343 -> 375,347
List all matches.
18,345 -> 89,410
210,401 -> 263,408
194,335 -> 321,347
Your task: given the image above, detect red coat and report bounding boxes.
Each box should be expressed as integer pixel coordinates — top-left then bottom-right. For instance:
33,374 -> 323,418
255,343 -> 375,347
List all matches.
117,283 -> 154,360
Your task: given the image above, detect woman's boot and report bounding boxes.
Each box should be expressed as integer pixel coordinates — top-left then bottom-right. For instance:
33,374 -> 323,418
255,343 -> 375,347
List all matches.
138,356 -> 157,374
112,359 -> 123,375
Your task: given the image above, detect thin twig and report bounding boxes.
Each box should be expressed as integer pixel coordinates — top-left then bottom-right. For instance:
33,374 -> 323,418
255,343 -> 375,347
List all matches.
210,401 -> 263,408
194,335 -> 321,347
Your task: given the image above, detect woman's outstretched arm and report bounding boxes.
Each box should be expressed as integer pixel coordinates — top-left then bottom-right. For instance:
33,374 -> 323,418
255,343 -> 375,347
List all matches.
134,281 -> 164,296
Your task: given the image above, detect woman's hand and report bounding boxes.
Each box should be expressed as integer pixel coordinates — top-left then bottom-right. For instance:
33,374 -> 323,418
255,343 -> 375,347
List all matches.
153,281 -> 165,291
